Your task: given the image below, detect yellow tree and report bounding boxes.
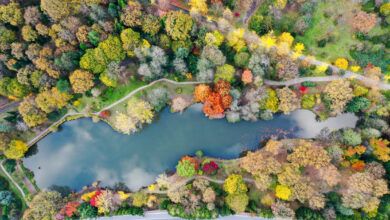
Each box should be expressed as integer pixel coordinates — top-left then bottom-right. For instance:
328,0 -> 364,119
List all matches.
69,70 -> 94,93
35,88 -> 72,113
189,0 -> 208,15
127,98 -> 154,124
4,140 -> 29,159
19,97 -> 47,127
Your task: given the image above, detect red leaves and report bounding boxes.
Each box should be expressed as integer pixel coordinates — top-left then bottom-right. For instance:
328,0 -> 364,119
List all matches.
202,161 -> 219,175
202,80 -> 232,118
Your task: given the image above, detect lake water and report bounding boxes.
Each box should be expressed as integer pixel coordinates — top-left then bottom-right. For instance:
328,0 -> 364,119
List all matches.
23,104 -> 358,191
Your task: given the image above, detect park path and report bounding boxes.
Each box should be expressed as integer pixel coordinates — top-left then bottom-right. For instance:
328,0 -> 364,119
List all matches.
0,160 -> 28,204
27,79 -> 206,147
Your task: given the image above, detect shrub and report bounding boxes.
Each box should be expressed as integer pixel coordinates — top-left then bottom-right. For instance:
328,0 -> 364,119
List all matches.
295,207 -> 324,220
301,94 -> 315,109
345,97 -> 370,113
176,159 -> 197,177
225,193 -> 249,213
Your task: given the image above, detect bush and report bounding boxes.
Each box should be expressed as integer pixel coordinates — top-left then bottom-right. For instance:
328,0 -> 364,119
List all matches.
114,206 -> 144,216
3,160 -> 16,174
342,129 -> 362,146
295,207 -> 324,220
176,159 -> 197,177
301,94 -> 316,109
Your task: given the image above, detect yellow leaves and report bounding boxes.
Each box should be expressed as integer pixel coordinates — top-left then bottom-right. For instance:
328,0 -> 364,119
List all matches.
69,70 -> 94,93
260,34 -> 276,49
4,140 -> 28,159
334,58 -> 349,70
223,174 -> 248,195
278,32 -> 294,47
189,0 -> 208,15
205,31 -> 224,47
227,28 -> 246,52
117,191 -> 130,201
142,39 -> 151,48
81,191 -> 96,202
294,43 -> 305,54
148,184 -> 157,191
275,185 -> 292,200
370,138 -> 390,162
314,64 -> 328,75
350,65 -> 361,72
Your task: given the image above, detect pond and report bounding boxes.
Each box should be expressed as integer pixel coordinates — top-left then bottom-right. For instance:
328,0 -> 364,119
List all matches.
23,104 -> 358,191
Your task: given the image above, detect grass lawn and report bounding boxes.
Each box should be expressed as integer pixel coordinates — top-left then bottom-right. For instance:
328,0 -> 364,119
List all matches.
296,0 -> 360,62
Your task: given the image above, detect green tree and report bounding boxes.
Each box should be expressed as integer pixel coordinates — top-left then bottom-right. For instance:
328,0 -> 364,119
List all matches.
7,79 -> 29,99
234,52 -> 250,68
0,26 -> 16,51
342,129 -> 362,146
77,203 -> 98,219
345,97 -> 370,113
176,160 -> 196,177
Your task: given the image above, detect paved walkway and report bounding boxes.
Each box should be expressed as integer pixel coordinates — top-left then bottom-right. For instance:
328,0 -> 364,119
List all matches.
97,210 -> 266,219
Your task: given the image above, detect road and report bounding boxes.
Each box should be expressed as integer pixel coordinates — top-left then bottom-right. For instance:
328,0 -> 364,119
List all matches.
0,101 -> 20,114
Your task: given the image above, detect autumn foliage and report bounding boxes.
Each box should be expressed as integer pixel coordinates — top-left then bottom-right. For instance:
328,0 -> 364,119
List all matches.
202,80 -> 232,118
193,84 -> 211,103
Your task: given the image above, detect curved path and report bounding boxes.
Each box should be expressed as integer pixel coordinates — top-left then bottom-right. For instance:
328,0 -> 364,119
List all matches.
27,79 -> 206,147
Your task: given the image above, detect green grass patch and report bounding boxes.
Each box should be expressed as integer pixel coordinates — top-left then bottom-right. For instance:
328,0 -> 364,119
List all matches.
296,0 -> 360,62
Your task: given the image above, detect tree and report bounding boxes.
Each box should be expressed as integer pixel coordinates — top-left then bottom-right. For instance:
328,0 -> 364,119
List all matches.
0,133 -> 10,152
203,92 -> 225,118
223,174 -> 247,195
0,26 -> 16,51
0,2 -> 23,26
132,192 -> 148,207
276,56 -> 298,80
120,28 -> 141,57
35,88 -> 72,113
165,11 -> 193,41
7,79 -> 29,99
225,193 -> 249,213
201,45 -> 226,66
345,97 -> 370,113
77,203 -> 98,219
301,94 -> 315,109
4,140 -> 29,159
342,129 -> 362,146
127,98 -> 154,124
189,0 -> 208,15
69,70 -> 94,93
234,52 -> 250,68
40,0 -> 70,21
120,0 -> 143,27
176,157 -> 198,177
276,87 -> 300,114
21,25 -> 38,42
351,11 -> 377,33
194,84 -> 211,103
23,191 -> 64,220
323,80 -> 353,114
215,64 -> 235,83
0,191 -> 13,206
98,35 -> 125,63
142,15 -> 161,35
24,6 -> 41,25
146,87 -> 169,111
205,31 -> 224,47
19,97 -> 47,127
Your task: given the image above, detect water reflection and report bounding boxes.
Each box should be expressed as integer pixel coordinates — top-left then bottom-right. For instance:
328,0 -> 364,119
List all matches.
23,105 -> 357,191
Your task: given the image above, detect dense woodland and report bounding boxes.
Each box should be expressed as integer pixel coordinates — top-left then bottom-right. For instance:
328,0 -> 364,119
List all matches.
0,0 -> 389,219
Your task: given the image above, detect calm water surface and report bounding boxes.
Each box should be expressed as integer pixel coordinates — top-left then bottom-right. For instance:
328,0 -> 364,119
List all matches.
24,104 -> 357,190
